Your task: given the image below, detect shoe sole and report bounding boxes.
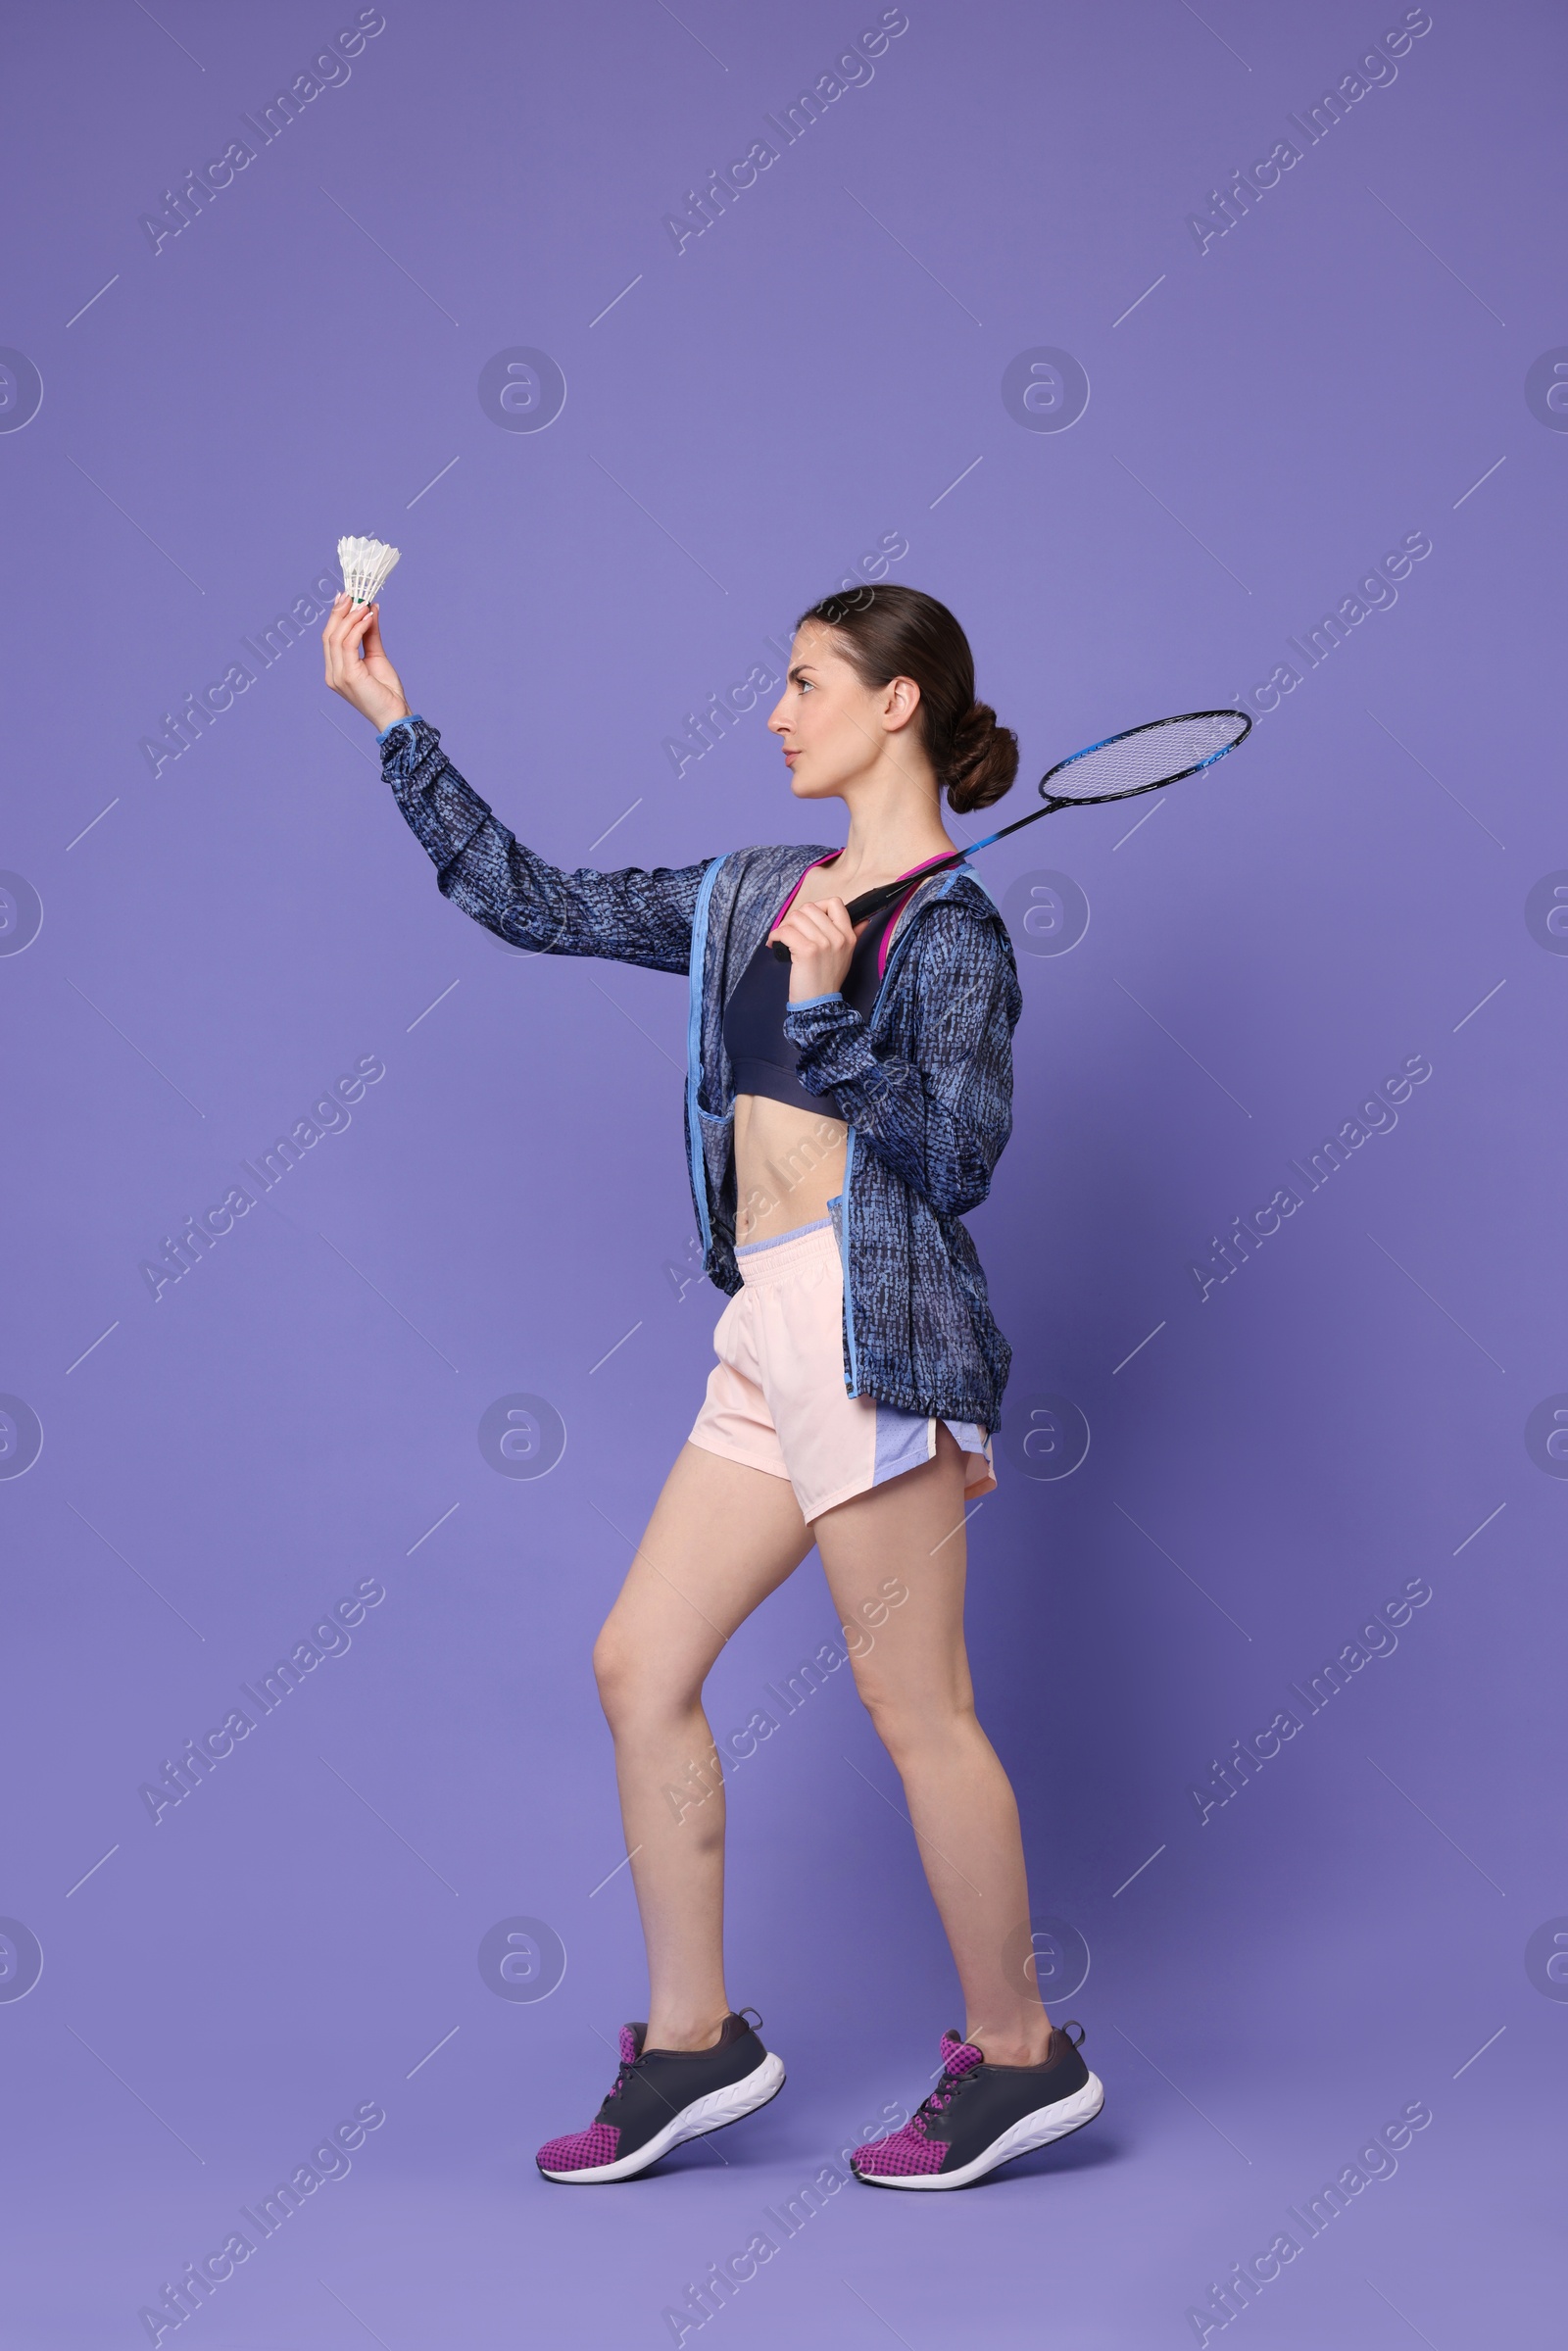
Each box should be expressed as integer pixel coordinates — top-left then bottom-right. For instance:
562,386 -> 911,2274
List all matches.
852,2070 -> 1105,2190
538,2051 -> 787,2183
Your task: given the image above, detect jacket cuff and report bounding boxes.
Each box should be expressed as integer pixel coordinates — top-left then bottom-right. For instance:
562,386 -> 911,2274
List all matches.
781,994 -> 885,1098
378,716 -> 493,871
379,713 -> 441,781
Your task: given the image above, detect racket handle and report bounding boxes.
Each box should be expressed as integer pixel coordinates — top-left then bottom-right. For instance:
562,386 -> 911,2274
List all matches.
769,862 -> 966,962
768,877 -> 907,963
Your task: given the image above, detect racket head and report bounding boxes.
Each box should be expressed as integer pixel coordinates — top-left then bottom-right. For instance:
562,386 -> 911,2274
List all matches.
1039,709 -> 1251,808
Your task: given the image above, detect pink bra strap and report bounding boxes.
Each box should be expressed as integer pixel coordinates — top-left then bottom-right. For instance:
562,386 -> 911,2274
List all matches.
770,853 -> 839,929
772,847 -> 957,973
877,852 -> 957,978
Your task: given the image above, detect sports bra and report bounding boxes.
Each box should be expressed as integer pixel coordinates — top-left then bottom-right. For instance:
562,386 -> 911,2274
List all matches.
722,852 -> 949,1118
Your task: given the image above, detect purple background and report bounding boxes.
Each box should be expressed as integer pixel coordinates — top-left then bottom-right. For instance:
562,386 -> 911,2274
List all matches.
1,1 -> 1561,2342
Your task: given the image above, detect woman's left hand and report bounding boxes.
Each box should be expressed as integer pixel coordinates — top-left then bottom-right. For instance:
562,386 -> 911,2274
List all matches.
772,895 -> 859,1003
321,595 -> 411,732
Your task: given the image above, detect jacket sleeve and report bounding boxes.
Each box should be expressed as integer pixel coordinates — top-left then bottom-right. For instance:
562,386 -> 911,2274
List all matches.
781,904 -> 1021,1216
380,716 -> 710,973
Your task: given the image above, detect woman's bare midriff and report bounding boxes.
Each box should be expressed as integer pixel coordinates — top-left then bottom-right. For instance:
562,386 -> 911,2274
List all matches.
733,1093 -> 848,1248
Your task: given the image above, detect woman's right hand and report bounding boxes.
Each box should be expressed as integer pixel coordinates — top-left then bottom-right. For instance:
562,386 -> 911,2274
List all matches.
321,594 -> 411,732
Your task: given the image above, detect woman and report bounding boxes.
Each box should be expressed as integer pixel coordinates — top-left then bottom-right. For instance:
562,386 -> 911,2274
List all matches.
322,580 -> 1103,2189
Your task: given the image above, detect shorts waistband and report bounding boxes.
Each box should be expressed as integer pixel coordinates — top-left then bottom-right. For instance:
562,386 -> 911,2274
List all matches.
734,1216 -> 838,1284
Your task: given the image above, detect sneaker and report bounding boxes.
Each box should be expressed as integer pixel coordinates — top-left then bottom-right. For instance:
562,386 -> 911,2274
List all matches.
851,2021 -> 1103,2189
536,2009 -> 785,2183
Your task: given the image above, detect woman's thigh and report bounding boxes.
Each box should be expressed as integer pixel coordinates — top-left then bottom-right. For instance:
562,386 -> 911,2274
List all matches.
810,1425 -> 975,1717
595,1442 -> 817,1701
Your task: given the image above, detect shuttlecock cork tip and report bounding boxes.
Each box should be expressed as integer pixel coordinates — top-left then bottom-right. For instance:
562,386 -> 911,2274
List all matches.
338,535 -> 401,606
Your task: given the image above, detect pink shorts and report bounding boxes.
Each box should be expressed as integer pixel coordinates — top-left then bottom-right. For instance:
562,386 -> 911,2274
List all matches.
687,1218 -> 997,1524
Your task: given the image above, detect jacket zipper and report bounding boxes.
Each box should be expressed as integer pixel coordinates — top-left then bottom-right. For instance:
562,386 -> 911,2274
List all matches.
685,857 -> 723,1259
839,1127 -> 860,1393
840,866 -> 967,1396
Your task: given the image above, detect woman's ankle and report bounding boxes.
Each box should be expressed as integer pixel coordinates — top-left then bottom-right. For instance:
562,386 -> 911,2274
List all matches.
645,2007 -> 733,2052
966,2018 -> 1055,2067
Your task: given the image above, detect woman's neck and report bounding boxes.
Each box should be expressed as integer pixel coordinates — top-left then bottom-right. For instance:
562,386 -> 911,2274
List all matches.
826,772 -> 956,895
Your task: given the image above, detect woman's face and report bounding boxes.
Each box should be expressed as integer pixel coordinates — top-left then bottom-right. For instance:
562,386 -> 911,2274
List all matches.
766,622 -> 921,802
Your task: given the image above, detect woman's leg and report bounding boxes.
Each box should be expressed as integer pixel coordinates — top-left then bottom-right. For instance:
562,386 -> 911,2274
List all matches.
592,1441 -> 815,2049
812,1426 -> 1053,2065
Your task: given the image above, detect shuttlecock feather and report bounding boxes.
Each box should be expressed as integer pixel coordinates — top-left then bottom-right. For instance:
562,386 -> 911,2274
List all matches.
338,535 -> 401,605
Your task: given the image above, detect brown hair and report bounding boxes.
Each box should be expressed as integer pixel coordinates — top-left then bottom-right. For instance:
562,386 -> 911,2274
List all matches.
795,582 -> 1019,812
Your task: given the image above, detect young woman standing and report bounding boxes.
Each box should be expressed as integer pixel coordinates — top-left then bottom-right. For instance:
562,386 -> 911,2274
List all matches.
323,581 -> 1103,2188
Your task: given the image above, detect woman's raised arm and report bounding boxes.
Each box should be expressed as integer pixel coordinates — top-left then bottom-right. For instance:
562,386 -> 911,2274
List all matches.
324,596 -> 710,973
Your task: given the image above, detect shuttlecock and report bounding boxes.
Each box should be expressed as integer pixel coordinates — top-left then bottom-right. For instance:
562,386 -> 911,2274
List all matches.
338,535 -> 401,605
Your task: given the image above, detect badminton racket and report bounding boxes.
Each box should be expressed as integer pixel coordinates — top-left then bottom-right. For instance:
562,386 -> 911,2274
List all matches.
771,708 -> 1251,960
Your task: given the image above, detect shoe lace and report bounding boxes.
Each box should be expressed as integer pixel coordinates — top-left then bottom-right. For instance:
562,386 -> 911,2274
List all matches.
912,2061 -> 975,2136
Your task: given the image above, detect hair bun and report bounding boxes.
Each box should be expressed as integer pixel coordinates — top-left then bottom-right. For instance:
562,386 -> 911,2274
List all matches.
945,699 -> 1019,813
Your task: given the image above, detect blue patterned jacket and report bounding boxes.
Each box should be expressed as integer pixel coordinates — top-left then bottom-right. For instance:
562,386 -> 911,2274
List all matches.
380,717 -> 1022,1429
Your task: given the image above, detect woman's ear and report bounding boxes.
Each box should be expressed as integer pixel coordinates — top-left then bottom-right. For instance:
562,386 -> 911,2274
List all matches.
883,675 -> 922,733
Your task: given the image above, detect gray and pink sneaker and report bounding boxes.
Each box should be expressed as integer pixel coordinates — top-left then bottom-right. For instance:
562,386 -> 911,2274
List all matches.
852,2022 -> 1103,2189
536,2010 -> 785,2184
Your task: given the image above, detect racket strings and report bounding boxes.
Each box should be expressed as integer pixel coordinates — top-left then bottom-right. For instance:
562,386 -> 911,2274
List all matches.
1047,711 -> 1248,802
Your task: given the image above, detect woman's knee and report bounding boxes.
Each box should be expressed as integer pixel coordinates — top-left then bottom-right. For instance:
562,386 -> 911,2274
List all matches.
592,1620 -> 702,1731
591,1622 -> 639,1722
857,1677 -> 973,1765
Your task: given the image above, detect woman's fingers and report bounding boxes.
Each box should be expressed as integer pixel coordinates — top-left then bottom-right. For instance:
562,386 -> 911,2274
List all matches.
318,589 -> 409,729
788,897 -> 856,950
320,592 -> 361,680
776,894 -> 858,1001
321,593 -> 371,646
320,593 -> 386,709
772,896 -> 858,998
320,594 -> 344,676
776,898 -> 853,949
330,606 -> 375,668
